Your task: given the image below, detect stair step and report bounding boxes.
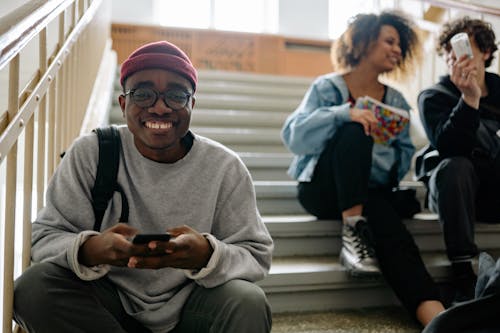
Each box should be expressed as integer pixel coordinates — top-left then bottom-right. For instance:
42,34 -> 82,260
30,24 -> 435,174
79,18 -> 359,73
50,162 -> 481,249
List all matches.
191,109 -> 288,128
191,126 -> 283,145
240,152 -> 292,168
258,253 -> 452,312
197,69 -> 313,87
196,82 -> 308,98
263,214 -> 500,256
239,152 -> 292,181
194,93 -> 300,112
254,180 -> 429,215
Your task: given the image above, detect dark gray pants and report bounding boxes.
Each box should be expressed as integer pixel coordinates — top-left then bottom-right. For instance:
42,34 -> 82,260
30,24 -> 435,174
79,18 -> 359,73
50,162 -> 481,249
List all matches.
428,156 -> 500,261
14,262 -> 272,333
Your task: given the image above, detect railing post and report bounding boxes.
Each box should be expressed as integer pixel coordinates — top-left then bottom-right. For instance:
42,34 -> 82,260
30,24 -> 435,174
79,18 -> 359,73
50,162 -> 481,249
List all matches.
3,54 -> 19,333
37,28 -> 48,211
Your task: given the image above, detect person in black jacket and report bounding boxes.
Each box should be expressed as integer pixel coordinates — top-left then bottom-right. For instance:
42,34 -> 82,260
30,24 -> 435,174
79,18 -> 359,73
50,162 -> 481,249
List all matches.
418,17 -> 500,304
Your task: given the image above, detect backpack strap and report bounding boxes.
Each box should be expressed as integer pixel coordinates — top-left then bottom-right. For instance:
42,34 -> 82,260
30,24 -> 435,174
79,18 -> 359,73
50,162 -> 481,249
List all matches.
91,126 -> 129,231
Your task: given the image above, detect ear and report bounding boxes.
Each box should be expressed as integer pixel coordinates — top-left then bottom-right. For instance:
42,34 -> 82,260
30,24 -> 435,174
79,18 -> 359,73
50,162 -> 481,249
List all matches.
483,50 -> 491,61
118,94 -> 126,117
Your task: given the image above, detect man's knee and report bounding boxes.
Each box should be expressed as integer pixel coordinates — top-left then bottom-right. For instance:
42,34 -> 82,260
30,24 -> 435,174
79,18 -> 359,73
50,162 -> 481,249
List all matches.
15,262 -> 57,306
433,157 -> 476,187
221,280 -> 269,312
14,263 -> 70,325
219,280 -> 272,331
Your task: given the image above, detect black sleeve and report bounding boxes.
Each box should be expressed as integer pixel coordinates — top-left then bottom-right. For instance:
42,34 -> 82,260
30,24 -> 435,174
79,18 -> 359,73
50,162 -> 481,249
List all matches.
417,89 -> 480,158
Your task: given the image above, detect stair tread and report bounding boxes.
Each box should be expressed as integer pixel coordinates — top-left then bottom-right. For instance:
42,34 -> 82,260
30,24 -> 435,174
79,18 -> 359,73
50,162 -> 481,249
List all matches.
263,213 -> 500,233
197,69 -> 314,85
196,82 -> 308,97
269,253 -> 450,275
260,253 -> 454,291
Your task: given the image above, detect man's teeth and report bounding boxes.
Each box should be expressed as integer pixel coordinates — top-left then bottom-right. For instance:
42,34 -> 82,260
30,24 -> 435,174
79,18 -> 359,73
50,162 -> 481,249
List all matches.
145,121 -> 172,129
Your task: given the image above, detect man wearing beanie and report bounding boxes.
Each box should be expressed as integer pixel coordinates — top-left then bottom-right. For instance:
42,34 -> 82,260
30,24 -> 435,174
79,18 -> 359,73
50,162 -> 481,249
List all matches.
13,41 -> 273,333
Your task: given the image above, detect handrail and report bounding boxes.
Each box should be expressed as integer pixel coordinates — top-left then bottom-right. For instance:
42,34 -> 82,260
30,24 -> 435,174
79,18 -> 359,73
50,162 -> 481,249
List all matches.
422,0 -> 500,17
0,0 -> 102,163
0,0 -> 115,332
0,0 -> 74,71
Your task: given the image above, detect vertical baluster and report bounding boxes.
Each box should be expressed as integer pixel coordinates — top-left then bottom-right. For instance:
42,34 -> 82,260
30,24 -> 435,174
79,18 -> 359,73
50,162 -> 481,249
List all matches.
55,11 -> 65,167
37,29 -> 48,210
3,54 -> 19,333
22,116 -> 34,271
47,78 -> 56,178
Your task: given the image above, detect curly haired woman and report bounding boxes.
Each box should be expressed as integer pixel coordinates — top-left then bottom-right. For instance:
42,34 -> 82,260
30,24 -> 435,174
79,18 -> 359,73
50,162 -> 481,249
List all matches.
282,11 -> 445,326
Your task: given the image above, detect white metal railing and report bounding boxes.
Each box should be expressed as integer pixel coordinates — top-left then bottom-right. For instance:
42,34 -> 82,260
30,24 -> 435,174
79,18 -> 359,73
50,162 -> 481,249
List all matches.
0,0 -> 114,331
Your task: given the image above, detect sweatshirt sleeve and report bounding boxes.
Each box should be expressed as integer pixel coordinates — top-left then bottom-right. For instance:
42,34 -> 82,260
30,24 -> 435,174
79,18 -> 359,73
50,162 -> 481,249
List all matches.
281,77 -> 351,155
30,134 -> 107,279
389,95 -> 415,182
185,157 -> 273,288
418,88 -> 480,157
393,121 -> 415,181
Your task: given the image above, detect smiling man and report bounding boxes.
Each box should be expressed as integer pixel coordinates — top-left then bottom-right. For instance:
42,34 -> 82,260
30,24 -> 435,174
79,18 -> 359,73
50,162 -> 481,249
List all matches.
13,41 -> 273,333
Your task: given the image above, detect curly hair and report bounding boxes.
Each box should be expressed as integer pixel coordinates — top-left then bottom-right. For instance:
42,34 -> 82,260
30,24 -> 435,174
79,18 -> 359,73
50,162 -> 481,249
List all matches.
437,16 -> 497,67
331,10 -> 420,76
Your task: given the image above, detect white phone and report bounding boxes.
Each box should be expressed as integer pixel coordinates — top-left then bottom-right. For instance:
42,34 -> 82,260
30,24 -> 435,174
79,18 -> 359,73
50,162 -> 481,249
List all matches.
450,32 -> 473,59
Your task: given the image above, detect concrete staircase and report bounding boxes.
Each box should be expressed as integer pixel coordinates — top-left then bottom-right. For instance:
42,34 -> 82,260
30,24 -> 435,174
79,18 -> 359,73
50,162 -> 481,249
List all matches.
109,69 -> 500,313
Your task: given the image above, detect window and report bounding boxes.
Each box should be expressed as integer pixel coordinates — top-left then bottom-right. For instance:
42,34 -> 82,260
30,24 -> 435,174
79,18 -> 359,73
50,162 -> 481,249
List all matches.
329,0 -> 377,39
154,0 -> 211,29
154,0 -> 278,33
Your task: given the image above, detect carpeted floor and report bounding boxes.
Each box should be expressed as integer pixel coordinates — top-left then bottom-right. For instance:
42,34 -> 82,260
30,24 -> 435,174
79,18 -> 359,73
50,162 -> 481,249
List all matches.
271,307 -> 421,333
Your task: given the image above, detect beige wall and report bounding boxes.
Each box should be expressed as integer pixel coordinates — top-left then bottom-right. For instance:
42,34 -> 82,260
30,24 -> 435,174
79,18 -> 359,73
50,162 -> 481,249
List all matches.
111,23 -> 333,77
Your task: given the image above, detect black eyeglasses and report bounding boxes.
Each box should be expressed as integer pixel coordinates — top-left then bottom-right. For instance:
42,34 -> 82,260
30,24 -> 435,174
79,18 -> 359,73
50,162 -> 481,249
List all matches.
124,87 -> 192,109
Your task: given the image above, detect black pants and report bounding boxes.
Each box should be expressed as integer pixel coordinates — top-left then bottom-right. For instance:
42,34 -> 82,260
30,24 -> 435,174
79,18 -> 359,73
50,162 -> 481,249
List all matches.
298,123 -> 440,316
428,155 -> 500,261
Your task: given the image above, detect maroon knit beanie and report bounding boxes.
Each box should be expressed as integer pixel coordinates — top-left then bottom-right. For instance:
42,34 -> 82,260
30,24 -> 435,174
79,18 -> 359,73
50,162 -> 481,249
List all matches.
120,41 -> 198,91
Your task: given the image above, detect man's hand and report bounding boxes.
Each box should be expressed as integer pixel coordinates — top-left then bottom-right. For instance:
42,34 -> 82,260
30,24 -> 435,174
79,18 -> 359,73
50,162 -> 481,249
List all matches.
128,225 -> 214,270
448,54 -> 481,109
78,223 -> 142,267
349,107 -> 378,136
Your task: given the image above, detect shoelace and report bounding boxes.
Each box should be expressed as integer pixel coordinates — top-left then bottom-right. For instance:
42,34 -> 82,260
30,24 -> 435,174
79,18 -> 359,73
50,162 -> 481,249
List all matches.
350,222 -> 376,260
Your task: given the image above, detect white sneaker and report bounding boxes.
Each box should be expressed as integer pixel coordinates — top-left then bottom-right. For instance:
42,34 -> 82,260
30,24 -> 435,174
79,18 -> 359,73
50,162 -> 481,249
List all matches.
340,218 -> 379,276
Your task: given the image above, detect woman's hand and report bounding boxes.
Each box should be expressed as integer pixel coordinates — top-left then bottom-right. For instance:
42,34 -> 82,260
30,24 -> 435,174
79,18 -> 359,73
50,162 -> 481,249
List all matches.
350,107 -> 378,135
448,54 -> 481,109
127,225 -> 213,270
78,223 -> 141,267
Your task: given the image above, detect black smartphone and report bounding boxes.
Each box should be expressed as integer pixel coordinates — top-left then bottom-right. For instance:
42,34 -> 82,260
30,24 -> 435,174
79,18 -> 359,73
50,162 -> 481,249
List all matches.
132,233 -> 171,244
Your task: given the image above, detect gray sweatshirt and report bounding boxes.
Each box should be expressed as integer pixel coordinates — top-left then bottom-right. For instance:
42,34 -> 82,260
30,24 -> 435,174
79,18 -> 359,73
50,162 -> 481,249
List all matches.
31,126 -> 274,333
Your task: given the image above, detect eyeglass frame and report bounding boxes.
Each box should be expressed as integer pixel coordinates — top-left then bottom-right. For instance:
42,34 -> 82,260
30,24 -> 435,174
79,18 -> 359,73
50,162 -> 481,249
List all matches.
123,87 -> 192,110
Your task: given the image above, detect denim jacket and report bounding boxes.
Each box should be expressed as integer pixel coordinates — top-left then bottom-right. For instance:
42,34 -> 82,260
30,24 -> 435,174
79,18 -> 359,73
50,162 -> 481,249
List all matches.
281,73 -> 415,186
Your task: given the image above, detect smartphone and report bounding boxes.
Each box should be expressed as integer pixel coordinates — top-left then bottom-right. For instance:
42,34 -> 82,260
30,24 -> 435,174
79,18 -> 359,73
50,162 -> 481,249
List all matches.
450,32 -> 473,59
132,233 -> 171,244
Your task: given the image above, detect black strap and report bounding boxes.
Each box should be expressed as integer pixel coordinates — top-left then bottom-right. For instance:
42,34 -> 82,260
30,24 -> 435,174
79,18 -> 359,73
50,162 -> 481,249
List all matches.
91,126 -> 128,231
